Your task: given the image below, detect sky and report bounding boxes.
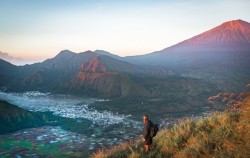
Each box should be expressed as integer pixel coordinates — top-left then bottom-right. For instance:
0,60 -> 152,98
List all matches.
0,0 -> 250,64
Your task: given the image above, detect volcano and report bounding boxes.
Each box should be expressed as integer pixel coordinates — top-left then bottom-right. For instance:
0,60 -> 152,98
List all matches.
169,19 -> 250,51
125,19 -> 250,68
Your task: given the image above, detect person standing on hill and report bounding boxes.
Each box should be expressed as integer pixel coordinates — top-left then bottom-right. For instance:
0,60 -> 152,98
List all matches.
143,114 -> 152,153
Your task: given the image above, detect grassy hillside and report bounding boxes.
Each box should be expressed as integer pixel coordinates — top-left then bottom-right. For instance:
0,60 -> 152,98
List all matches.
0,100 -> 46,134
92,94 -> 250,158
0,100 -> 92,135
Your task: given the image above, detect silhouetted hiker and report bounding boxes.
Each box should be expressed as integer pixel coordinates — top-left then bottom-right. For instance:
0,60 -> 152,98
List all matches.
143,114 -> 152,153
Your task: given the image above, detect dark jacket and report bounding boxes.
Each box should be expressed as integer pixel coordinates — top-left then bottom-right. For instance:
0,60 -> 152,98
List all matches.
143,120 -> 152,145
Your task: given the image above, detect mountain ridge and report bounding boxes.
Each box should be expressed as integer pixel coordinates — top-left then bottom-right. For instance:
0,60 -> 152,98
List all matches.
0,19 -> 249,96
0,50 -> 150,97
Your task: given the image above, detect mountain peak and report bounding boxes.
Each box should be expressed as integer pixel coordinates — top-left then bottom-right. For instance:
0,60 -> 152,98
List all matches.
223,19 -> 247,25
220,19 -> 250,31
55,50 -> 76,58
59,49 -> 75,54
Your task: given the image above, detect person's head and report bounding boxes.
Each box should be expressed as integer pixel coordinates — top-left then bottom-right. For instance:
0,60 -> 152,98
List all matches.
143,114 -> 149,123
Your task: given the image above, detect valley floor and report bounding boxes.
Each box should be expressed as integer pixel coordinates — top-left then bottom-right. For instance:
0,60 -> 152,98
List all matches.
0,126 -> 89,158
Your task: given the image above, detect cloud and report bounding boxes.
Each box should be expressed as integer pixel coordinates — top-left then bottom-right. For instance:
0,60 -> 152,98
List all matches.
0,51 -> 31,65
0,51 -> 22,60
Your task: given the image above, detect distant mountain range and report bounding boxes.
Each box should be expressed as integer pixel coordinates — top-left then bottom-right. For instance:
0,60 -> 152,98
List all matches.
0,19 -> 249,97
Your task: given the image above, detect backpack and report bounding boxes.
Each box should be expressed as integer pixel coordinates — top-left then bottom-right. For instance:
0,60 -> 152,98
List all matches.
150,122 -> 158,138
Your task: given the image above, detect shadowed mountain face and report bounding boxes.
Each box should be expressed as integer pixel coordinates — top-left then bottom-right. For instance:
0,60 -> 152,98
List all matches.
0,59 -> 18,87
56,54 -> 151,97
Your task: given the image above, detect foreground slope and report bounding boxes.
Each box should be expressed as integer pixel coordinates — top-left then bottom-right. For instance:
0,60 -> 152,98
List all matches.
92,93 -> 250,158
